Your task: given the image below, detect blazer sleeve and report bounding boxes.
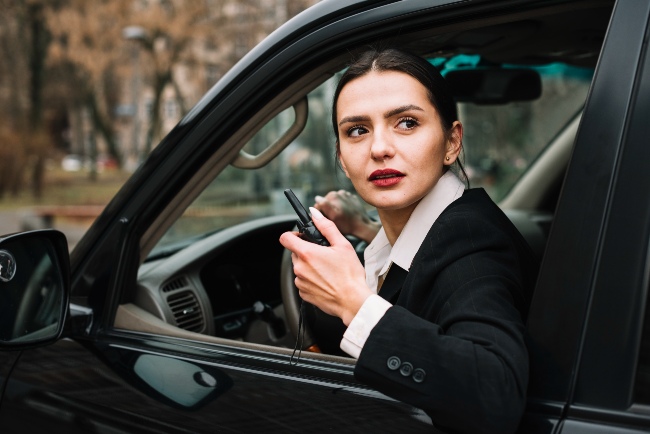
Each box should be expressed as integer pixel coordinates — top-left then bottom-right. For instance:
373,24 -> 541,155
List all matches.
354,204 -> 532,434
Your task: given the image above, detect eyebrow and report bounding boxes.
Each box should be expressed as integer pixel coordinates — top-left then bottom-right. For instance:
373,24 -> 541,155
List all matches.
338,115 -> 370,127
385,104 -> 424,118
338,104 -> 425,127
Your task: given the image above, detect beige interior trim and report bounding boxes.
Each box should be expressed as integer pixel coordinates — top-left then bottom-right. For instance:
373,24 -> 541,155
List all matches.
232,97 -> 308,169
499,113 -> 581,210
115,303 -> 355,365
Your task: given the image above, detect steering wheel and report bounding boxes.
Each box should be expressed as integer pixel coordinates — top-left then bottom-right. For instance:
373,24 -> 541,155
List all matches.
280,234 -> 367,351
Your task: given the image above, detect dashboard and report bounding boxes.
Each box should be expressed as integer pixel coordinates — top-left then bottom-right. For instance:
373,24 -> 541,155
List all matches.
133,215 -> 297,346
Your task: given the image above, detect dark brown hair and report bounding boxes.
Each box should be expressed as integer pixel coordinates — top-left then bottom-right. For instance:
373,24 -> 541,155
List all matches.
332,48 -> 468,183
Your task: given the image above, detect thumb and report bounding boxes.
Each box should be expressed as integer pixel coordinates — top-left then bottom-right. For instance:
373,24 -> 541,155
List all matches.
309,207 -> 348,246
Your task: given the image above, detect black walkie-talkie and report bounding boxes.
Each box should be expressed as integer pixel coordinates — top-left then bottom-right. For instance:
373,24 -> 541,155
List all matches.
284,189 -> 330,246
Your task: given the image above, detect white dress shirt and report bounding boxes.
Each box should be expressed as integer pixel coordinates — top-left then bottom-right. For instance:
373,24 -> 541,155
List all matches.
340,171 -> 465,358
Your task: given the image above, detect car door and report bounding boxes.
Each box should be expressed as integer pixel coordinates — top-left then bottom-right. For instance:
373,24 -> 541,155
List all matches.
522,0 -> 650,432
0,0 -> 623,432
558,0 -> 650,431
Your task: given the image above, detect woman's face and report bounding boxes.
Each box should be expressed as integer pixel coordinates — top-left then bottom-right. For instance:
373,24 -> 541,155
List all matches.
336,70 -> 462,217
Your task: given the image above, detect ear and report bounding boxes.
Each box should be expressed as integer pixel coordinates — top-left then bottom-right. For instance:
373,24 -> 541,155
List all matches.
443,121 -> 463,166
337,143 -> 351,178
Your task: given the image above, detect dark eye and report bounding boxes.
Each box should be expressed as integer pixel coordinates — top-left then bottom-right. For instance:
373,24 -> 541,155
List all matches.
347,125 -> 368,137
397,117 -> 418,130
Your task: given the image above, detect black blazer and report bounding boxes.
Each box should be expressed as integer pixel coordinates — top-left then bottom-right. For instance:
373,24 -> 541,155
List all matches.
355,189 -> 538,434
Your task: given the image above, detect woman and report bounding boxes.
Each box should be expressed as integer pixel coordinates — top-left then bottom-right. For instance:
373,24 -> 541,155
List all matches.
279,48 -> 538,434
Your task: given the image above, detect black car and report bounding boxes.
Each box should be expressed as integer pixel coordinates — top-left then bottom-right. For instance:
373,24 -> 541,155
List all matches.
2,0 -> 650,432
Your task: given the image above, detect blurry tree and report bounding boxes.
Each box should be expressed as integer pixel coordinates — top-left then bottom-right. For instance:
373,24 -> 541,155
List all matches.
0,0 -> 319,197
115,1 -> 224,156
46,0 -> 230,164
0,0 -> 52,199
46,0 -> 317,165
0,1 -> 25,198
47,0 -> 140,171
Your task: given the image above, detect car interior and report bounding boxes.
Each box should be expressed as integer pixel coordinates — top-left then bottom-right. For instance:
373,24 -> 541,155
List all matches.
113,1 -> 614,363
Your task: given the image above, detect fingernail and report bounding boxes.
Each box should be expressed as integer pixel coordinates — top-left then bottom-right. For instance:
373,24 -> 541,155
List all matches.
309,207 -> 324,219
315,195 -> 324,203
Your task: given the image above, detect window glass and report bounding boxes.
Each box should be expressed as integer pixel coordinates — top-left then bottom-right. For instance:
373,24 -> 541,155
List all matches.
149,62 -> 593,259
149,77 -> 353,257
459,63 -> 592,199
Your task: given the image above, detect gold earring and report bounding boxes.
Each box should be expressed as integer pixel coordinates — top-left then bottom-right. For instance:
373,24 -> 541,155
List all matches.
445,156 -> 450,161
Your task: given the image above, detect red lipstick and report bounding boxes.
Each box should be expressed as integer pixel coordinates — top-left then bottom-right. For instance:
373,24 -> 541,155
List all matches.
369,169 -> 404,187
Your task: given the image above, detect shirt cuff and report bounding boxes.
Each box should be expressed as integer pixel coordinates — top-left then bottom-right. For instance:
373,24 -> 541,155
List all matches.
340,294 -> 392,359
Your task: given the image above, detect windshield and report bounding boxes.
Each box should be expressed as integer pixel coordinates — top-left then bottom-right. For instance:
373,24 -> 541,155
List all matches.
148,61 -> 592,258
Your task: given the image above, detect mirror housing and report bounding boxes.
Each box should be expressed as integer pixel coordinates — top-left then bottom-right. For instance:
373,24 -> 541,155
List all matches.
445,67 -> 542,104
0,230 -> 70,348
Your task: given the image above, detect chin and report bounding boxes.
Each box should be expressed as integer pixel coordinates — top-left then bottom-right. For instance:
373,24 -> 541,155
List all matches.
368,195 -> 423,212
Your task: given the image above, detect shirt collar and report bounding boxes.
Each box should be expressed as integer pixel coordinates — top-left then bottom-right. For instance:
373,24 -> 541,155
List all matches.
364,171 -> 465,291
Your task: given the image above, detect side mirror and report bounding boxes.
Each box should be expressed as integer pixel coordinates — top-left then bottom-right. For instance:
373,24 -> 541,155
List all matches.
0,230 -> 69,347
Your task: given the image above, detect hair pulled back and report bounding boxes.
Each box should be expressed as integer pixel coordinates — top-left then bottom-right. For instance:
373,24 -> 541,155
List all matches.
331,48 -> 458,142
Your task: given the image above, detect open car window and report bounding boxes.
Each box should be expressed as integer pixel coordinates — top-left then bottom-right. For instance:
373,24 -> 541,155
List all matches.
122,51 -> 596,360
149,59 -> 592,259
148,76 -> 354,259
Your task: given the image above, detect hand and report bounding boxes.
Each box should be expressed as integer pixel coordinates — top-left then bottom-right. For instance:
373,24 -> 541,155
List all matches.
279,207 -> 373,326
313,190 -> 381,243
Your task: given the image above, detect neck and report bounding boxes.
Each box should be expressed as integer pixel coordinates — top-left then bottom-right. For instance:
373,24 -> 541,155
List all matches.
377,201 -> 419,245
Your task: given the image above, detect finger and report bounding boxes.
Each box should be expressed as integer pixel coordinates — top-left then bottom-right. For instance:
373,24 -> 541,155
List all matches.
279,231 -> 309,252
326,191 -> 342,202
313,195 -> 330,215
314,197 -> 338,218
309,207 -> 349,246
291,251 -> 299,266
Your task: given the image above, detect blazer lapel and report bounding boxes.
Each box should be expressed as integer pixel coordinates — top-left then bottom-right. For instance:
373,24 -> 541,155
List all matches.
378,264 -> 408,303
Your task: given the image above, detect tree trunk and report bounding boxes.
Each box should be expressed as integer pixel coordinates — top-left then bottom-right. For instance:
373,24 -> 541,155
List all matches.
142,70 -> 172,158
86,91 -> 122,169
26,2 -> 49,199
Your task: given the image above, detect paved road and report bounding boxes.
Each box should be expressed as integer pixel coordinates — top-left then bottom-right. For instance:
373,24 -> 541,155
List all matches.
0,210 -> 21,235
0,209 -> 89,251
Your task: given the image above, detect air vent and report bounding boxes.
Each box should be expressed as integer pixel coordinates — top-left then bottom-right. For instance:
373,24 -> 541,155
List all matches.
167,290 -> 204,332
162,276 -> 189,293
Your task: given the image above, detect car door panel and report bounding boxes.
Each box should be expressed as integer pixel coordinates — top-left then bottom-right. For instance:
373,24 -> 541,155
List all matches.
526,0 -> 650,404
0,337 -> 435,433
539,1 -> 650,431
570,1 -> 650,408
560,419 -> 650,434
0,352 -> 20,403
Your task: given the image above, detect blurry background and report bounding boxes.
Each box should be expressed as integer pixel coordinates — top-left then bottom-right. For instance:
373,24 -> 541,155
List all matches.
0,0 -> 318,247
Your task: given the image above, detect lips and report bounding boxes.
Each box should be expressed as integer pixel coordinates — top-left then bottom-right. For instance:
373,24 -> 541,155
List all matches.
369,169 -> 405,187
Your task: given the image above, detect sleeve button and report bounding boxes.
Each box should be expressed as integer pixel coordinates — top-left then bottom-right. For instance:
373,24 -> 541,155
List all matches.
387,356 -> 401,370
399,362 -> 413,377
412,368 -> 426,383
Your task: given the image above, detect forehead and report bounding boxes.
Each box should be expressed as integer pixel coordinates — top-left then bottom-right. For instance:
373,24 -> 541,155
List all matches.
336,70 -> 432,117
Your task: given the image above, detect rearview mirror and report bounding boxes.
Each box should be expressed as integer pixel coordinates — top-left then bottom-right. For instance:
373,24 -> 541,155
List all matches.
445,68 -> 542,104
0,230 -> 69,347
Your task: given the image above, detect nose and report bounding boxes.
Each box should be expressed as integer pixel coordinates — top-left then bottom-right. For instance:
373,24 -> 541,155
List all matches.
370,128 -> 395,161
